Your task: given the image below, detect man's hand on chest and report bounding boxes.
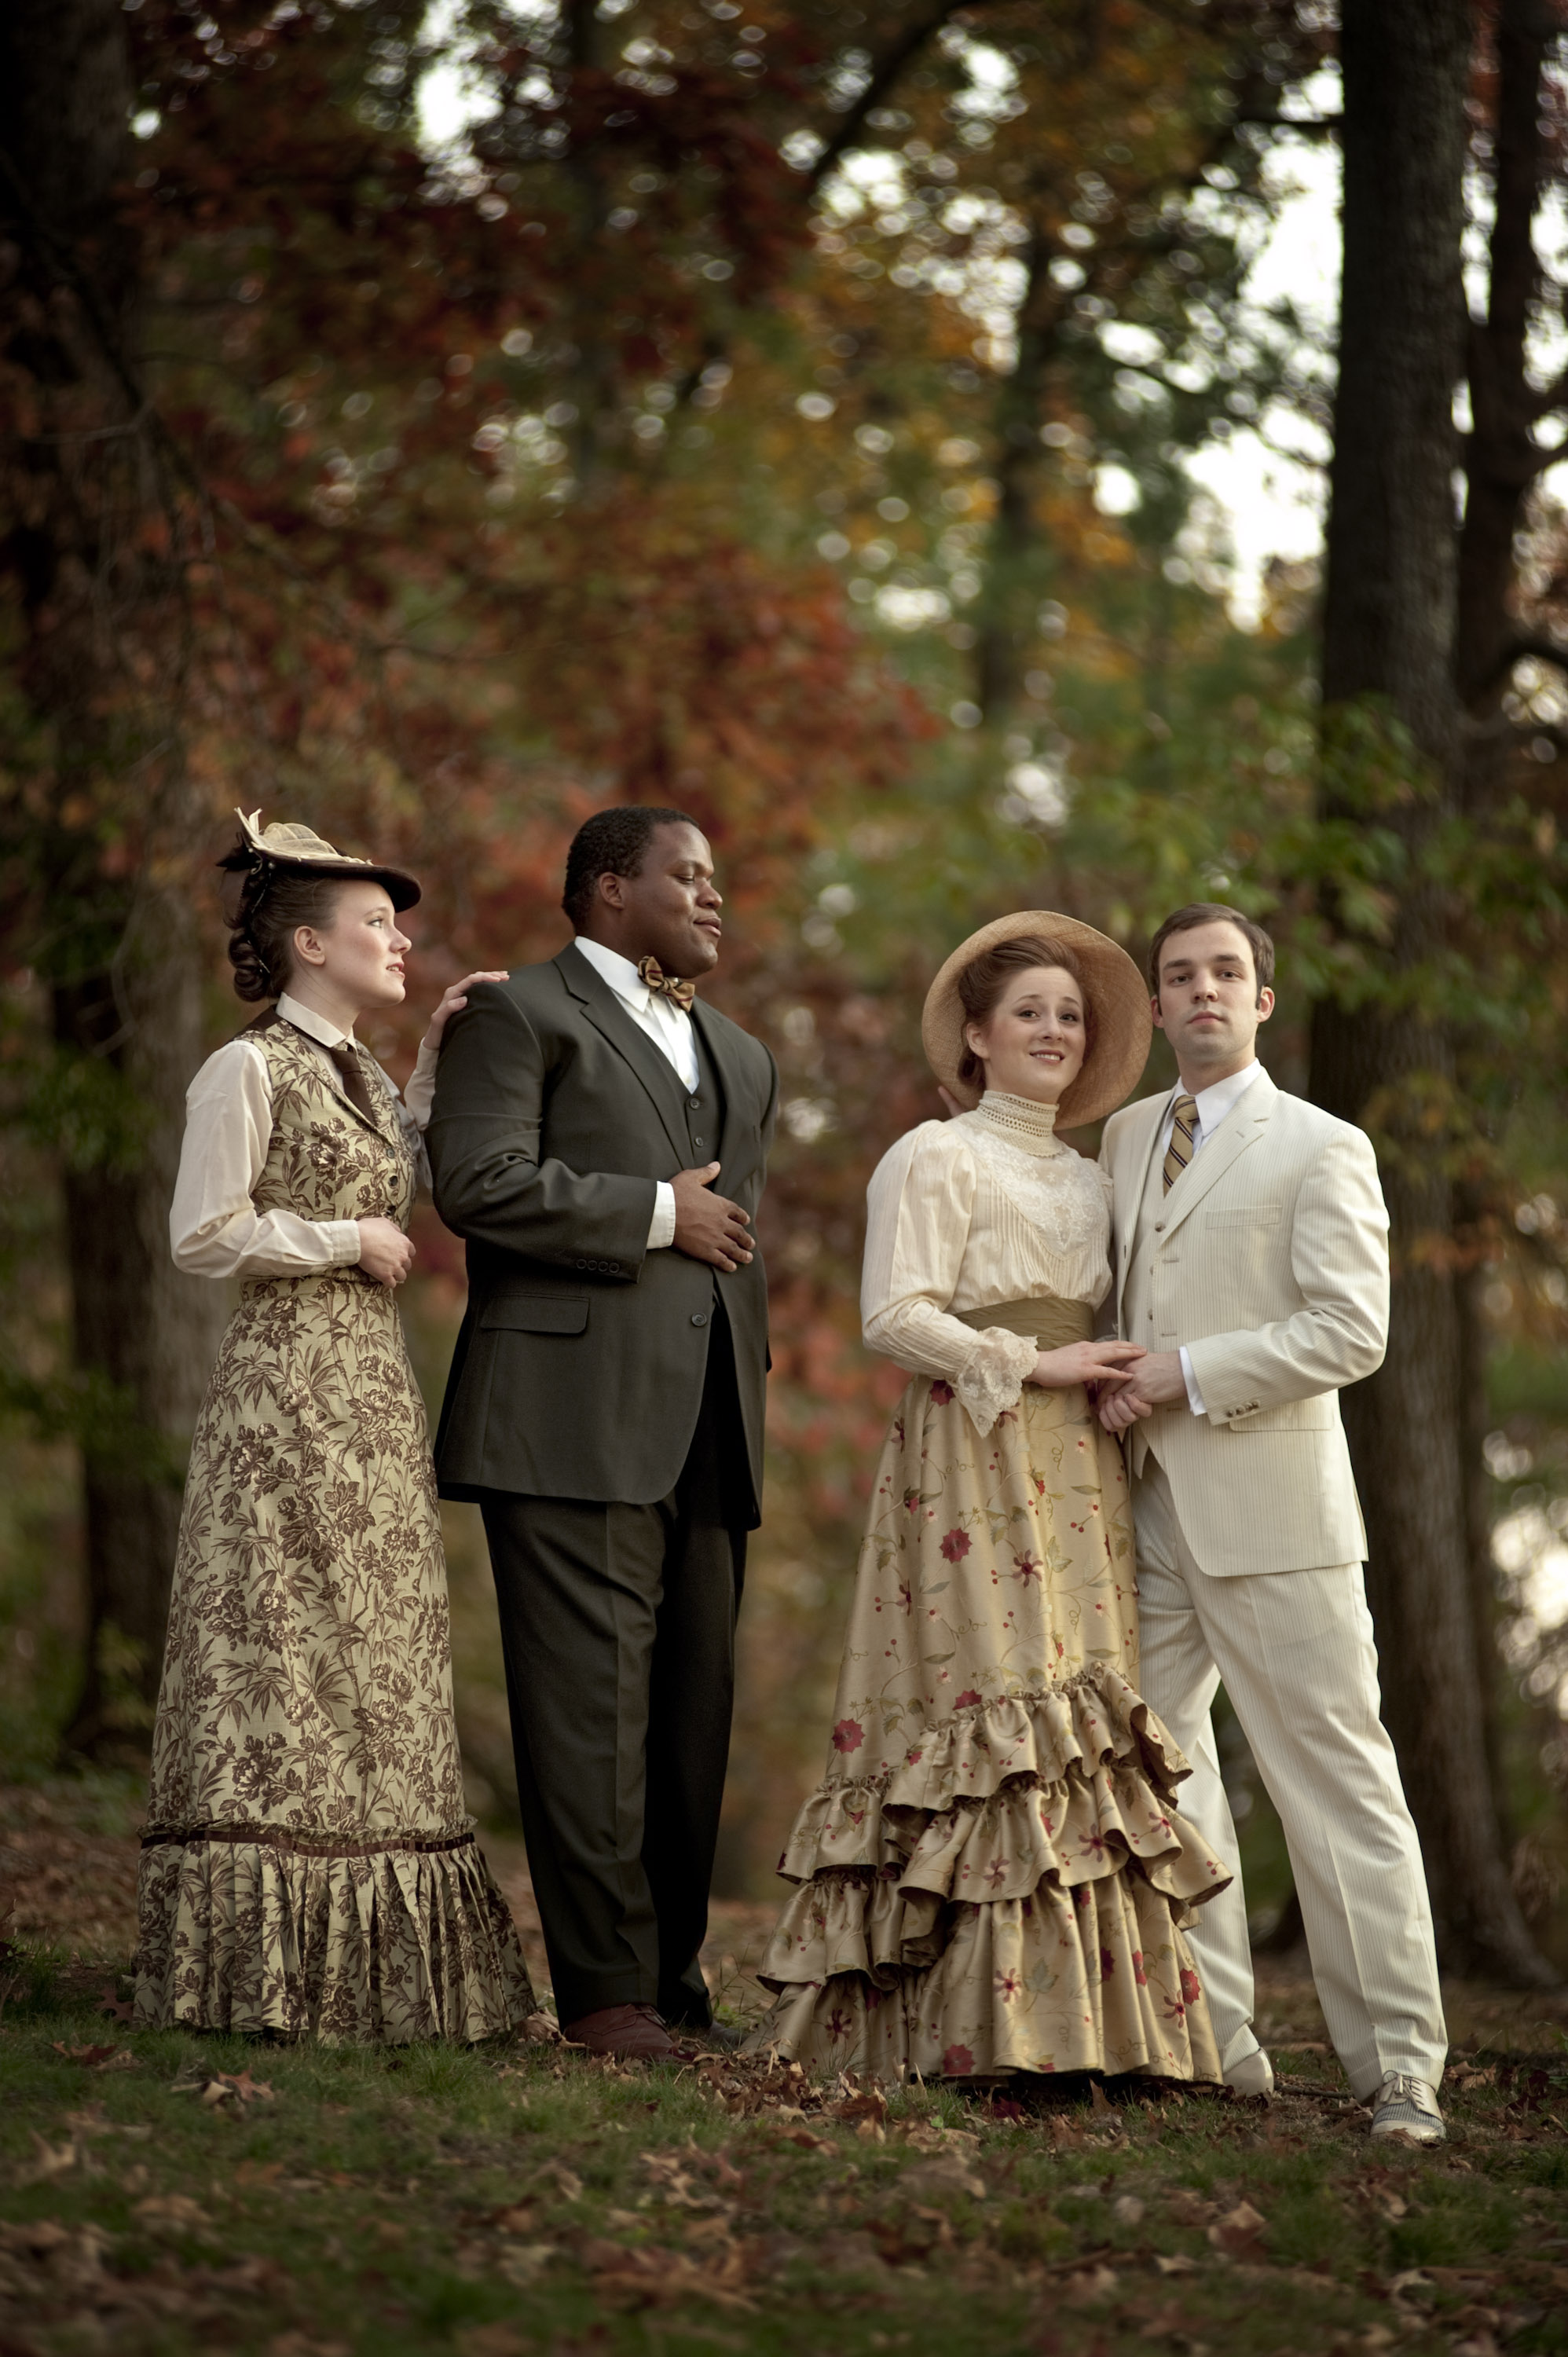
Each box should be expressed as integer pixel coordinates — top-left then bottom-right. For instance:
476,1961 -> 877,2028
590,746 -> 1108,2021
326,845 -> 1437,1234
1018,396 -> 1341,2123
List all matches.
670,1163 -> 753,1271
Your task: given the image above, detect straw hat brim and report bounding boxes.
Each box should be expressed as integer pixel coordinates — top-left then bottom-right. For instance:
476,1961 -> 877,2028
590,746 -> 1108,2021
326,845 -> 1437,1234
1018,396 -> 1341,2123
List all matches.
921,910 -> 1152,1128
232,808 -> 422,911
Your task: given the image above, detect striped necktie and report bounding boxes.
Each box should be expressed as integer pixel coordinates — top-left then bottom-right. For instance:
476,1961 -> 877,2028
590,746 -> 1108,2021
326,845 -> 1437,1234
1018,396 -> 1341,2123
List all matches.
1162,1093 -> 1199,1193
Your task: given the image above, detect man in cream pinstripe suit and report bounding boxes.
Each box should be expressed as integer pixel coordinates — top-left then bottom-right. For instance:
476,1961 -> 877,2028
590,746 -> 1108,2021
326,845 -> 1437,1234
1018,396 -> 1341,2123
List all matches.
1097,904 -> 1448,2144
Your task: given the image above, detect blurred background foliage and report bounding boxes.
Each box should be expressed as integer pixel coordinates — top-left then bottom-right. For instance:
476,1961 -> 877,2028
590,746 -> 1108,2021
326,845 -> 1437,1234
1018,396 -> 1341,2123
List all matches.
3,0 -> 1568,1974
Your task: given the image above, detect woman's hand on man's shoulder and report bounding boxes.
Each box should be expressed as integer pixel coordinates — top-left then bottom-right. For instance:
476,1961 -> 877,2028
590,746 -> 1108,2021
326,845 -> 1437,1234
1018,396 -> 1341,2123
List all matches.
421,970 -> 509,1054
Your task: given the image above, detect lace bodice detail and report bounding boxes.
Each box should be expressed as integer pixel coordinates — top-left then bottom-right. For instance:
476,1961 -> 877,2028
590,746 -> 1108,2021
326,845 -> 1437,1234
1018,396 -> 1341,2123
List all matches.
860,1094 -> 1115,1435
957,1094 -> 1113,1266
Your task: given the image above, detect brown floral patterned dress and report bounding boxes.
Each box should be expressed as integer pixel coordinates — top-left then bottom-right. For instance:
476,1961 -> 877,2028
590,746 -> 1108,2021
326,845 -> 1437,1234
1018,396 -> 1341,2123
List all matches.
747,1100 -> 1229,2084
136,1016 -> 533,2043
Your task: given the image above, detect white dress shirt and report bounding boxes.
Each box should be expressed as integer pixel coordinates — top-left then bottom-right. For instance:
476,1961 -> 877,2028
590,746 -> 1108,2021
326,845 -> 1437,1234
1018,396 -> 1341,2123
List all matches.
572,935 -> 700,1252
1157,1059 -> 1264,1417
169,992 -> 436,1280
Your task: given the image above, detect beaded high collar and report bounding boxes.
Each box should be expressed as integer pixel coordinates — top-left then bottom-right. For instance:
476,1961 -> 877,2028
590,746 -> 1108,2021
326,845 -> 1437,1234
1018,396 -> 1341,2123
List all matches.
974,1090 -> 1061,1157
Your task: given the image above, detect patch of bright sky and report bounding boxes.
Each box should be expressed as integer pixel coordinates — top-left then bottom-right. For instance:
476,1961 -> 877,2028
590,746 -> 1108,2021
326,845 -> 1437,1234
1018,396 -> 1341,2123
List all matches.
1493,1505 -> 1568,1709
417,0 -> 559,152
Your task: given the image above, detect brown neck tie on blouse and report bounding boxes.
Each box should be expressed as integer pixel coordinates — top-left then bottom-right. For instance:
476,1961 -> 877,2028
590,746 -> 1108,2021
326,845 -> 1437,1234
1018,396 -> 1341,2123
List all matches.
325,1037 -> 379,1127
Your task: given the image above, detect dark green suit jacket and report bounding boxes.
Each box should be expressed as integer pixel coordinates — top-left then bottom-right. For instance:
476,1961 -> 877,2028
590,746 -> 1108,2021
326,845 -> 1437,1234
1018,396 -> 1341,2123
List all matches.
428,944 -> 778,1513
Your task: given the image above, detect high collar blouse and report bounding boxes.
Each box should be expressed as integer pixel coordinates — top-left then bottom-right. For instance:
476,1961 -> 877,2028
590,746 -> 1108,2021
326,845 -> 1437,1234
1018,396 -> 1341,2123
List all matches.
860,1090 -> 1114,1435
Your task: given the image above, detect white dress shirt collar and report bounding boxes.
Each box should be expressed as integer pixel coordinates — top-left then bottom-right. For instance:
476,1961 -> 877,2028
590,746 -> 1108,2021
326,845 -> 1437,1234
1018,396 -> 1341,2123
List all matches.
277,991 -> 354,1049
1180,1058 -> 1262,1141
571,936 -> 650,1003
571,934 -> 699,1096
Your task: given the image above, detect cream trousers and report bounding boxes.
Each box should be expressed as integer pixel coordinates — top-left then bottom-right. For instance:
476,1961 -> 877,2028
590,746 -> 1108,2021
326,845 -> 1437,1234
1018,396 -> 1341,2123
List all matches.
1131,1456 -> 1447,2099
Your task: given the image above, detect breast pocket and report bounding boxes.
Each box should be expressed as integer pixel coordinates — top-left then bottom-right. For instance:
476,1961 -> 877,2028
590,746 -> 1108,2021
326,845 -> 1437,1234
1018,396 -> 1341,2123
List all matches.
1204,1204 -> 1283,1229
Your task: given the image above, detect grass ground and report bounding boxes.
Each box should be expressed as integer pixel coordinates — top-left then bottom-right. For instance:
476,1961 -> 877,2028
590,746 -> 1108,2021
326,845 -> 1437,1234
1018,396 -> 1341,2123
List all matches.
3,1780 -> 1568,2357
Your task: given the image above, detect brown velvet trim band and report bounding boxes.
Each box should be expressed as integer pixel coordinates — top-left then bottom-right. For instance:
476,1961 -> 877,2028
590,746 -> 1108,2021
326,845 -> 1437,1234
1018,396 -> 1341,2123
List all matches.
141,1824 -> 476,1860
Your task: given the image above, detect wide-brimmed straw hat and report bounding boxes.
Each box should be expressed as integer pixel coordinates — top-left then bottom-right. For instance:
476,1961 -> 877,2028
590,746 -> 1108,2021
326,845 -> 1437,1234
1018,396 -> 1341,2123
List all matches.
921,909 -> 1151,1127
228,808 -> 422,910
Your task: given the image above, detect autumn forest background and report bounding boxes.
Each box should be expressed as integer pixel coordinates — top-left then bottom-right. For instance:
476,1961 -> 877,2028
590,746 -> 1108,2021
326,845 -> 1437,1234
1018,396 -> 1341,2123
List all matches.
5,0 -> 1568,2000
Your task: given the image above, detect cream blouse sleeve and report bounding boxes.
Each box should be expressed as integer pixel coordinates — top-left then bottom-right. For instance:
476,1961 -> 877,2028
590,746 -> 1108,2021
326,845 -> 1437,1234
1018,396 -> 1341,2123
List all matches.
169,1040 -> 364,1279
861,1125 -> 1040,1435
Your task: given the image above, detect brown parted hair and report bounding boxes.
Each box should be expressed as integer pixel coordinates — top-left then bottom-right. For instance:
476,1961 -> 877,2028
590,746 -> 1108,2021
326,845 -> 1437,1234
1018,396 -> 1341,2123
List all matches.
1147,902 -> 1275,1000
955,934 -> 1094,1087
218,848 -> 351,1004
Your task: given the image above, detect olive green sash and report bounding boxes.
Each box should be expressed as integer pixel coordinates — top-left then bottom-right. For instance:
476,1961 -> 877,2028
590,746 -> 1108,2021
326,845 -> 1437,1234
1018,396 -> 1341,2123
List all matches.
953,1298 -> 1091,1347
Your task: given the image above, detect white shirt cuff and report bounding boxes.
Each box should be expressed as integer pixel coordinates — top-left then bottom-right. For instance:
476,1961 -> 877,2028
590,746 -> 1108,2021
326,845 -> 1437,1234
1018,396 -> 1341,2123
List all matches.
1179,1344 -> 1207,1417
647,1182 -> 676,1251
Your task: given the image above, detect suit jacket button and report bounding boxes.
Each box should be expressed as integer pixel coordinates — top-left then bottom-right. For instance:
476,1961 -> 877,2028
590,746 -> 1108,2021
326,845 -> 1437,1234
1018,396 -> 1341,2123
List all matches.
691,1311 -> 708,1328
691,1135 -> 704,1149
689,1096 -> 702,1109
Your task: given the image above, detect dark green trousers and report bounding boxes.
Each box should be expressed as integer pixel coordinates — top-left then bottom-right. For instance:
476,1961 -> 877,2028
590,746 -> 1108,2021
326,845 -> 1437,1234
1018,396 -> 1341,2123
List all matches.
478,1324 -> 749,2029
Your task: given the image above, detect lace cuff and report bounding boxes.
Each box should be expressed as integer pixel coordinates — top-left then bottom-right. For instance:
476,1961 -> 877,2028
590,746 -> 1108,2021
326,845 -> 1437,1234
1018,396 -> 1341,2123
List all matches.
954,1326 -> 1039,1435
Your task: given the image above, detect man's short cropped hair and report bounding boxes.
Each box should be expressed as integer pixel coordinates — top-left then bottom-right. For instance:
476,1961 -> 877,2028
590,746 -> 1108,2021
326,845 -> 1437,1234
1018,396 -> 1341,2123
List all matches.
562,806 -> 698,928
1147,902 -> 1276,999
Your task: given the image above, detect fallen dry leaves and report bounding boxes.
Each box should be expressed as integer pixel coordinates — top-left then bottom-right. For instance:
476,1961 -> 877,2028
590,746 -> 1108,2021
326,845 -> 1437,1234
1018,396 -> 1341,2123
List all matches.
50,2041 -> 137,2070
132,2194 -> 214,2237
898,2150 -> 987,2201
0,2210 -> 296,2344
170,2064 -> 276,2110
574,2233 -> 756,2312
1207,2198 -> 1269,2257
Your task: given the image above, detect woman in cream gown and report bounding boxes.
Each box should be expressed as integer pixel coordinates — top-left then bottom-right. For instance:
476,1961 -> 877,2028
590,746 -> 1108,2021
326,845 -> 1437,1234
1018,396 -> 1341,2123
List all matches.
749,913 -> 1229,2084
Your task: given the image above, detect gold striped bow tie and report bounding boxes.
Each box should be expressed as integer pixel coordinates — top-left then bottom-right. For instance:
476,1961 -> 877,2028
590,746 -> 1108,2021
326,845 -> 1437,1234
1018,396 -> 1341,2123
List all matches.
1162,1093 -> 1199,1193
636,956 -> 696,1012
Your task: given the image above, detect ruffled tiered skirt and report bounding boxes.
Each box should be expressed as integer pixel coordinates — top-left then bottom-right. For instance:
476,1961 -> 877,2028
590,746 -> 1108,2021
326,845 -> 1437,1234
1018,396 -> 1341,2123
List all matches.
748,1367 -> 1229,2082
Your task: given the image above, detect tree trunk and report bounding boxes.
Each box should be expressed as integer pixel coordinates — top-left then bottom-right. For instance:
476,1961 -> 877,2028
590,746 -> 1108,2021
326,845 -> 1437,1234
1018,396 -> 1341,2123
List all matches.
1309,0 -> 1552,1981
976,232 -> 1061,723
1455,0 -> 1555,727
53,938 -> 222,1761
1,0 -> 225,1761
1449,0 -> 1558,1860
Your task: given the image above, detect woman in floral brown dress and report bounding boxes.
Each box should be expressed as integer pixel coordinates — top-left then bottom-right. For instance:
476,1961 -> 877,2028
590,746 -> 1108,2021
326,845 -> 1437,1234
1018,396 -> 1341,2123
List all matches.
748,912 -> 1230,2085
135,812 -> 533,2043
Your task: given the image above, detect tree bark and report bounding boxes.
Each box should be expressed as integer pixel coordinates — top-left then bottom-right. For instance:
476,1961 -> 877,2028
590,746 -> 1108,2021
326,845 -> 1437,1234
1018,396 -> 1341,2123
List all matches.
0,0 -> 224,1761
1455,0 -> 1557,728
976,231 -> 1064,723
1309,0 -> 1552,1981
1450,0 -> 1560,1860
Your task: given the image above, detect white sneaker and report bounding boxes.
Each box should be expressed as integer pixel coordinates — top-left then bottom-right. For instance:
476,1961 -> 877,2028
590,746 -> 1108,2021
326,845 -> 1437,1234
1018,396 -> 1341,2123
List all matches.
1223,2046 -> 1275,2099
1368,2073 -> 1445,2144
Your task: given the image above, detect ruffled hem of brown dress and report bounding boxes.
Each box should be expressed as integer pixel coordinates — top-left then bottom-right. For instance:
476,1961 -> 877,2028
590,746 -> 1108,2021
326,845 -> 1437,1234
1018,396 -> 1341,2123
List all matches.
744,1665 -> 1229,2084
134,1823 -> 534,2044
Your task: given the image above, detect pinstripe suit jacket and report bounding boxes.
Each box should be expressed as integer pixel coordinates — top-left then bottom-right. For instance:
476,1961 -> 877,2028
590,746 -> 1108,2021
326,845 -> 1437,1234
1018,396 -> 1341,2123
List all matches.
1099,1069 -> 1389,1576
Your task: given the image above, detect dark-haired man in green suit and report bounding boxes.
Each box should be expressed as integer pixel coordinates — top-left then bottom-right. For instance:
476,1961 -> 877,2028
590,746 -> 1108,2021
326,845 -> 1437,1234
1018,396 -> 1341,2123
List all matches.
428,808 -> 777,2061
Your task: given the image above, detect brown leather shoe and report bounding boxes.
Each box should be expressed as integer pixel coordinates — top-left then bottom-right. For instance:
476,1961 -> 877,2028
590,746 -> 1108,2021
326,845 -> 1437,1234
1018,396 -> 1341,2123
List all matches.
561,2003 -> 693,2062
